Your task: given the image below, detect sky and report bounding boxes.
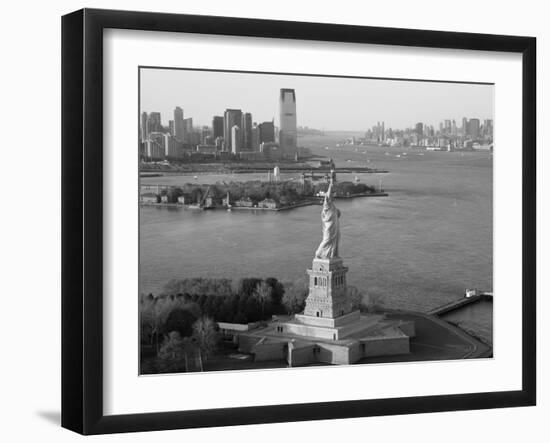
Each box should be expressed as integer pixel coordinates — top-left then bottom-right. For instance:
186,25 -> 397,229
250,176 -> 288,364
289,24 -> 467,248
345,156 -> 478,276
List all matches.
140,68 -> 494,132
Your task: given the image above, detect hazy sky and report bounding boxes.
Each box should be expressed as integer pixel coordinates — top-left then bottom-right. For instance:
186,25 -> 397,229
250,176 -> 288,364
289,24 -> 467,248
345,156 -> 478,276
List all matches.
140,68 -> 494,131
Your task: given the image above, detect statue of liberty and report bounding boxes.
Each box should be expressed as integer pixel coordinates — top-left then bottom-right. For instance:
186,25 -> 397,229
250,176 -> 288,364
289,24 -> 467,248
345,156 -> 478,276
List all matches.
315,165 -> 340,259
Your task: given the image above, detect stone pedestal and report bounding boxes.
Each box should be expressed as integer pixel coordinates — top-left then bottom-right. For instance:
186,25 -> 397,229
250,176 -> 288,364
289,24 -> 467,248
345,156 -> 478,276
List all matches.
304,257 -> 352,319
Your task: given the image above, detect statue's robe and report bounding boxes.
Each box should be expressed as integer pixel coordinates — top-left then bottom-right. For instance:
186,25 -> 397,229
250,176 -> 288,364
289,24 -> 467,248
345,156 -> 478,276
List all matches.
315,198 -> 341,259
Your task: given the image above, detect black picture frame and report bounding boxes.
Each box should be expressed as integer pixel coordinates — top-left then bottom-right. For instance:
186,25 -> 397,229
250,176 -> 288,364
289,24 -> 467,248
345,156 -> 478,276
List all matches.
61,8 -> 536,435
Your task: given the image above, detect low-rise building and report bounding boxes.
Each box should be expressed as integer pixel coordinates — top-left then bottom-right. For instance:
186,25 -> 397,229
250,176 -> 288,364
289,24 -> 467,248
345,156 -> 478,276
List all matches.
141,193 -> 159,203
235,197 -> 254,207
177,195 -> 186,204
258,198 -> 279,209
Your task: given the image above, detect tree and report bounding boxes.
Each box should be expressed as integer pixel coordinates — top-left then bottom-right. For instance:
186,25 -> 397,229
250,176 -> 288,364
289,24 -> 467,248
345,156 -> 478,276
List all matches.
282,281 -> 308,314
140,295 -> 174,353
162,308 -> 197,338
158,331 -> 193,372
192,317 -> 218,371
265,277 -> 285,305
253,281 -> 273,318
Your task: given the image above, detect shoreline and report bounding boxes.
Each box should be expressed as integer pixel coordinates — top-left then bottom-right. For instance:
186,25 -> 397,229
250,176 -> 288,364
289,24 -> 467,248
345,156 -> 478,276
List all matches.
139,192 -> 389,211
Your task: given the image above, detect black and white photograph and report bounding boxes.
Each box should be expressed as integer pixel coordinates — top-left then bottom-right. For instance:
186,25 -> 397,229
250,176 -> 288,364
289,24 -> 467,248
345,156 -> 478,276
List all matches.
138,67 -> 494,375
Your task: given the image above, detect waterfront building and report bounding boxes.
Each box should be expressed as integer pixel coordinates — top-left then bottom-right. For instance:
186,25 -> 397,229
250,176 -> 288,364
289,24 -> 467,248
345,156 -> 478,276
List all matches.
251,123 -> 260,150
415,122 -> 423,138
140,112 -> 148,142
258,120 -> 275,143
381,121 -> 385,142
203,135 -> 215,146
163,133 -> 180,158
462,117 -> 469,137
258,198 -> 279,209
177,195 -> 186,204
174,107 -> 185,142
483,119 -> 493,138
146,131 -> 166,159
183,118 -> 193,143
146,112 -> 162,135
212,116 -> 224,139
168,120 -> 175,136
279,88 -> 297,158
235,197 -> 253,207
444,119 -> 452,135
242,112 -> 253,150
141,193 -> 159,203
469,118 -> 480,139
224,109 -> 242,151
214,136 -> 224,150
231,125 -> 242,154
451,119 -> 457,136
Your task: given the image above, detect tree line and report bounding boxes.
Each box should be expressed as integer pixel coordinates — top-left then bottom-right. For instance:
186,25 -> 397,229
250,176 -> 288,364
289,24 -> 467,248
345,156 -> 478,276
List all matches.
140,277 -> 371,374
159,180 -> 376,205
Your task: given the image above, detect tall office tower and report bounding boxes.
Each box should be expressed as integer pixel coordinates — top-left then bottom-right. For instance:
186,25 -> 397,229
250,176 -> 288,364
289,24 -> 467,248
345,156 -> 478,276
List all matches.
439,122 -> 444,134
381,121 -> 385,141
279,88 -> 297,157
183,118 -> 193,143
168,120 -> 175,136
462,117 -> 469,137
251,123 -> 260,150
483,119 -> 494,138
451,119 -> 457,136
231,125 -> 242,154
444,119 -> 452,135
146,112 -> 162,135
164,133 -> 179,158
212,116 -> 224,139
174,107 -> 185,142
146,132 -> 166,159
415,122 -> 424,138
241,112 -> 253,150
224,109 -> 242,151
258,120 -> 275,143
140,112 -> 148,142
469,118 -> 480,139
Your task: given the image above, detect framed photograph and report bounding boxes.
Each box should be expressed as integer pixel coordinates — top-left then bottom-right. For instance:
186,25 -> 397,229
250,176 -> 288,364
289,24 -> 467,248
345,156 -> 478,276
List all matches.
62,8 -> 536,435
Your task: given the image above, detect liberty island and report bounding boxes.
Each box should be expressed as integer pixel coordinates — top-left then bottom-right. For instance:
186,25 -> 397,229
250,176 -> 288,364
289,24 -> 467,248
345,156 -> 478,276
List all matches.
236,170 -> 415,366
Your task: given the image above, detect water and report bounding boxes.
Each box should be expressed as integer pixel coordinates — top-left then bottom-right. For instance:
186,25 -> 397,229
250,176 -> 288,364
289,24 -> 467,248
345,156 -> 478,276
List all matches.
140,138 -> 493,315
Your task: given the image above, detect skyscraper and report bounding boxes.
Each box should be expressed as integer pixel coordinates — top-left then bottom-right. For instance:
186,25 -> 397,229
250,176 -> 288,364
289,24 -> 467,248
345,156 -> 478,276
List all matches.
242,112 -> 253,150
258,120 -> 275,143
251,123 -> 260,151
415,122 -> 424,138
168,120 -> 175,136
174,107 -> 185,142
231,125 -> 242,154
146,112 -> 162,135
279,88 -> 297,158
462,117 -> 469,137
183,118 -> 193,143
212,116 -> 224,139
140,112 -> 148,142
469,118 -> 480,139
444,119 -> 452,135
224,109 -> 242,151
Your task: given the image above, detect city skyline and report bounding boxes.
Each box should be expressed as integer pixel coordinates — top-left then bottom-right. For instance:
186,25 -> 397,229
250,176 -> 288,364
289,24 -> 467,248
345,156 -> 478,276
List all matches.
140,68 -> 494,132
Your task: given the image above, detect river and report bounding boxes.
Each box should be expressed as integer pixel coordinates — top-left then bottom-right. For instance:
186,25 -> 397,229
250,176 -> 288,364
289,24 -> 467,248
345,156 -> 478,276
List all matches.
139,134 -> 493,315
